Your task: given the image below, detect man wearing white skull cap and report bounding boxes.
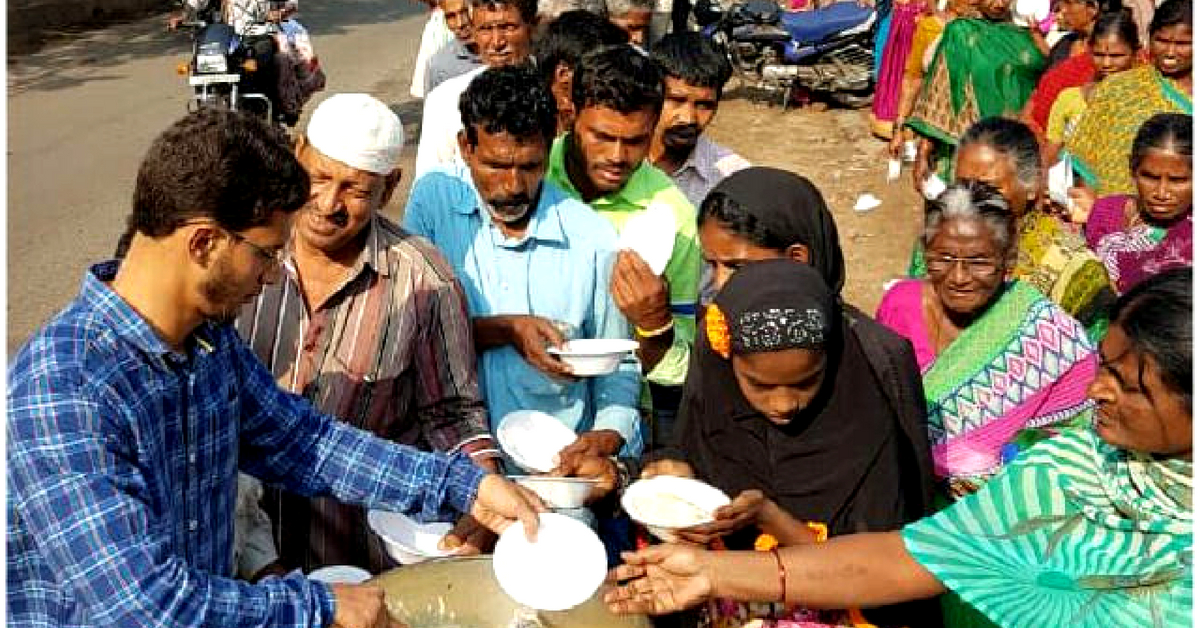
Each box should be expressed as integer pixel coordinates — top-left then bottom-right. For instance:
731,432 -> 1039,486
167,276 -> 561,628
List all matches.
235,93 -> 503,577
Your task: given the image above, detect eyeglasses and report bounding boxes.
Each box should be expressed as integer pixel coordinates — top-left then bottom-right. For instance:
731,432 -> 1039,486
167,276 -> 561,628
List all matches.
180,219 -> 286,266
227,230 -> 286,266
924,254 -> 1002,278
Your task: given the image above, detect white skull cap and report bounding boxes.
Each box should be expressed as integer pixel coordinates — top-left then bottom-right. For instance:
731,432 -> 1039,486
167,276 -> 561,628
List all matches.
306,94 -> 404,175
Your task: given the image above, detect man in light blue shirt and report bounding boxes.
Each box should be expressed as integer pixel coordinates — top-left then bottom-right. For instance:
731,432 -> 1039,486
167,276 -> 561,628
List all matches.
405,65 -> 644,464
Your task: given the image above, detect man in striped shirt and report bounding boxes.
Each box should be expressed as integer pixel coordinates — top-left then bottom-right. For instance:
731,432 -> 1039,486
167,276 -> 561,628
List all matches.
235,94 -> 502,577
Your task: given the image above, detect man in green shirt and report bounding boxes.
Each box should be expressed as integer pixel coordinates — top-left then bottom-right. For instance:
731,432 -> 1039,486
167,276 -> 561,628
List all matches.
546,44 -> 701,452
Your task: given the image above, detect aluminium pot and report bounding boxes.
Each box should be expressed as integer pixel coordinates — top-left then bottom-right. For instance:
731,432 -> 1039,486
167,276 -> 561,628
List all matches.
371,555 -> 653,628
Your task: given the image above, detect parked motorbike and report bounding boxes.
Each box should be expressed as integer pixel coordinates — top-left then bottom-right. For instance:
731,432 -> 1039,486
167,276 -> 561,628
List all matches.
174,2 -> 288,126
696,0 -> 877,108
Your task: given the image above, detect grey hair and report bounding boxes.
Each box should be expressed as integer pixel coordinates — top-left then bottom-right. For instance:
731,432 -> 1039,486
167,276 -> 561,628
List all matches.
959,117 -> 1043,197
923,181 -> 1018,254
605,0 -> 653,14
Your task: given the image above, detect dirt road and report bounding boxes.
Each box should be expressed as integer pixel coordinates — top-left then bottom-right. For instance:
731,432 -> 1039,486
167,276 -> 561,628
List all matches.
7,5 -> 919,351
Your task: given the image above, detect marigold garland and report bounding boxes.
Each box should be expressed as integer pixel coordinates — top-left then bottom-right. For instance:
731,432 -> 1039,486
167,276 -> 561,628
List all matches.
706,303 -> 731,359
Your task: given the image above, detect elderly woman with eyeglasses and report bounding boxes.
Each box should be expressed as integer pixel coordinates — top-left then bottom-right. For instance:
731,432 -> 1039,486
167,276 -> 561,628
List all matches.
878,180 -> 1100,625
880,181 -> 1099,501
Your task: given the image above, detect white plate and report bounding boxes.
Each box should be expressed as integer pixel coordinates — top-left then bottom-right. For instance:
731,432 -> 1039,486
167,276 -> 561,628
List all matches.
367,509 -> 455,562
618,203 -> 677,276
308,565 -> 371,584
497,410 -> 579,473
621,476 -> 730,529
492,512 -> 607,611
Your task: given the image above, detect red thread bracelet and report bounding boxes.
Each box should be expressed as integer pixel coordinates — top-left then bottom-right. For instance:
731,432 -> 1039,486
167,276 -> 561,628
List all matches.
769,547 -> 787,606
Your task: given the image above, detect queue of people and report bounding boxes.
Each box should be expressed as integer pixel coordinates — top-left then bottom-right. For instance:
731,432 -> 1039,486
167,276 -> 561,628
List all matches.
7,0 -> 1194,625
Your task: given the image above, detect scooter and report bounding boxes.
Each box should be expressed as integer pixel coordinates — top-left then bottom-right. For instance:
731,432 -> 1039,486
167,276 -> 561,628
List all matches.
174,2 -> 286,126
696,0 -> 877,108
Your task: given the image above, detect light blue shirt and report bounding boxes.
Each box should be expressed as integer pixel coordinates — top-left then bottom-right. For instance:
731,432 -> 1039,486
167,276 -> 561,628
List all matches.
404,165 -> 644,458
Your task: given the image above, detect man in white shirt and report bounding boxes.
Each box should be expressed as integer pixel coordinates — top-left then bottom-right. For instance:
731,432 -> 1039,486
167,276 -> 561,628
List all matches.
414,0 -> 538,177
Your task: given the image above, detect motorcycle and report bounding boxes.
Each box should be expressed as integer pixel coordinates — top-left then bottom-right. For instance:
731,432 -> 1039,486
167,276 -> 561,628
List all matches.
174,1 -> 290,126
695,0 -> 877,109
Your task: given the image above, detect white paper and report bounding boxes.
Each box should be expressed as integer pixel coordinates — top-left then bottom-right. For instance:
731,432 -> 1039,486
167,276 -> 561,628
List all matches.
887,159 -> 902,182
617,203 -> 676,276
922,174 -> 947,201
854,193 -> 883,212
1047,158 -> 1074,210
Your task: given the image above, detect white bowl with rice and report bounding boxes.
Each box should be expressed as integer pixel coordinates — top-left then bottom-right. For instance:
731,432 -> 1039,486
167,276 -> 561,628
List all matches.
621,476 -> 730,542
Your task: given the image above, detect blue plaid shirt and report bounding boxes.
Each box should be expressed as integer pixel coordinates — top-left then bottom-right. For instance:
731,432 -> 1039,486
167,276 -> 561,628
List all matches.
7,261 -> 487,628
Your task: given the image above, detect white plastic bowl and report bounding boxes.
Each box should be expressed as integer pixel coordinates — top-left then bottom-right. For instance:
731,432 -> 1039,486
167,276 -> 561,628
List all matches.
497,410 -> 579,473
621,476 -> 731,542
308,565 -> 371,584
548,339 -> 639,376
367,509 -> 454,565
511,475 -> 599,508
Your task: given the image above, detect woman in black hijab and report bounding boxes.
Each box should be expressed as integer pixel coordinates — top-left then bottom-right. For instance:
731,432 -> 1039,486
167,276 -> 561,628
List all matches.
696,166 -> 846,302
645,173 -> 939,626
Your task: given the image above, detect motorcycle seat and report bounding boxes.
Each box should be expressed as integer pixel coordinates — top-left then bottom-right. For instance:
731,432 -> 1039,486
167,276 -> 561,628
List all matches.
780,2 -> 874,44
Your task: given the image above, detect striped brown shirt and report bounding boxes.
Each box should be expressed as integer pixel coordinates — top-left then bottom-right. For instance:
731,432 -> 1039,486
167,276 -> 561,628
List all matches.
236,215 -> 495,573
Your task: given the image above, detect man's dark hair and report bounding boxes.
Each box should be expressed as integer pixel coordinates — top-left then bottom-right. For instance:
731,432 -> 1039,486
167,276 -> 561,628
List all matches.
474,0 -> 539,25
127,108 -> 309,242
534,11 -> 630,86
572,45 -> 664,114
650,32 -> 733,97
460,65 -> 559,146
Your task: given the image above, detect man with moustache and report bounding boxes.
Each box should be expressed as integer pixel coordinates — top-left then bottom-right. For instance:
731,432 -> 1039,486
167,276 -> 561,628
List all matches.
648,32 -> 750,208
404,66 -> 644,469
414,0 -> 538,177
7,108 -> 543,628
234,94 -> 502,578
545,45 -> 701,452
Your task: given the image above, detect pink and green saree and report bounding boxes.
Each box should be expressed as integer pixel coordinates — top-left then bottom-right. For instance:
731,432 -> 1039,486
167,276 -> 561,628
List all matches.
876,279 -> 1098,499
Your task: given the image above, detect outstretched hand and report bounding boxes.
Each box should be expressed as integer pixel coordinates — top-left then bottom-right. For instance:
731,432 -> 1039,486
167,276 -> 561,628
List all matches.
604,545 -> 716,616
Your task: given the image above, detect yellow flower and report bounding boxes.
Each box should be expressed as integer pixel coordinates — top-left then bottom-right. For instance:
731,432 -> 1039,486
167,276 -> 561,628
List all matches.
706,304 -> 731,359
753,534 -> 778,551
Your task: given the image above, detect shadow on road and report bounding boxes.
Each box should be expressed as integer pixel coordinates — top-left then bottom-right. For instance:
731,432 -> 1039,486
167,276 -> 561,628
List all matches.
8,0 -> 424,95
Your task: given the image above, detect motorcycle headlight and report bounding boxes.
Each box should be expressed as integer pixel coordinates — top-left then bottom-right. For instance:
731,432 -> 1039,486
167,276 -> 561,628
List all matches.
196,53 -> 228,74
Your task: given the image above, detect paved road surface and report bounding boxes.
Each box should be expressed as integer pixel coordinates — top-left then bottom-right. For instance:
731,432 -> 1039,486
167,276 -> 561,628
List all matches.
7,0 -> 431,353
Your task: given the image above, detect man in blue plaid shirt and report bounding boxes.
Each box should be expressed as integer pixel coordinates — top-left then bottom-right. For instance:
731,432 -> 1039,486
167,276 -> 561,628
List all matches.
7,108 -> 544,628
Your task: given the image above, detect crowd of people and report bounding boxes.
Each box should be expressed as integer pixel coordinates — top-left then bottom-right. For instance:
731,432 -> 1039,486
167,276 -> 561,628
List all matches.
6,0 -> 1193,625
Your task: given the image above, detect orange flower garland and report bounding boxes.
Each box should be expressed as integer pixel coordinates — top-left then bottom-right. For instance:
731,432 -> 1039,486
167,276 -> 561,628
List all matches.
706,303 -> 731,359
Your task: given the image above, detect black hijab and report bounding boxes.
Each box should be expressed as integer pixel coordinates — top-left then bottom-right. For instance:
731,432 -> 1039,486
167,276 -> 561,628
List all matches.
676,260 -> 933,545
703,167 -> 847,295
